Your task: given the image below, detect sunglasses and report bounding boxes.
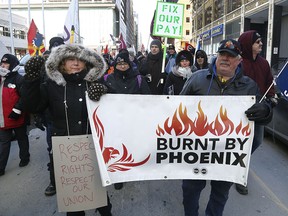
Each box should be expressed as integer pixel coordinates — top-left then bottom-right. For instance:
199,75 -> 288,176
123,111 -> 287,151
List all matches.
255,39 -> 262,44
196,56 -> 204,59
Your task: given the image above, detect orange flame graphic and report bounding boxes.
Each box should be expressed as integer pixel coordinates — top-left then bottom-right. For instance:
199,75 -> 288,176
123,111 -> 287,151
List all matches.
163,103 -> 194,135
193,102 -> 209,136
209,106 -> 234,135
93,107 -> 151,172
157,101 -> 251,137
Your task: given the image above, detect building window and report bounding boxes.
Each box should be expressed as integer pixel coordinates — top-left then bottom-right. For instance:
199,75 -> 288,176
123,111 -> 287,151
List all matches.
0,26 -> 10,37
186,4 -> 191,10
186,17 -> 190,23
186,30 -> 190,35
214,0 -> 224,20
227,0 -> 242,13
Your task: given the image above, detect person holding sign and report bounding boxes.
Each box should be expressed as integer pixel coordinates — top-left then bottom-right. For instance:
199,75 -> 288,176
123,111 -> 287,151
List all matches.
180,39 -> 273,216
21,44 -> 112,216
139,39 -> 166,95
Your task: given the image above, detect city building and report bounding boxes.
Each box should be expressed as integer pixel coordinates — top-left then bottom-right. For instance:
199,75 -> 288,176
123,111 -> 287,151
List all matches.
0,0 -> 139,53
0,10 -> 27,58
190,0 -> 288,66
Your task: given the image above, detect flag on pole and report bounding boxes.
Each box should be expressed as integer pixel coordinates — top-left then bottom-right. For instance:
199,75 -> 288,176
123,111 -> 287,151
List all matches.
275,61 -> 288,100
63,0 -> 79,44
110,34 -> 116,43
195,35 -> 202,52
185,43 -> 195,54
103,45 -> 109,54
27,19 -> 45,56
119,33 -> 127,49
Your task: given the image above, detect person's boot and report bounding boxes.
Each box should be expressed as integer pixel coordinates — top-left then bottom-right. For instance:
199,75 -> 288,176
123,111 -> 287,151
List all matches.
45,182 -> 56,196
235,183 -> 248,195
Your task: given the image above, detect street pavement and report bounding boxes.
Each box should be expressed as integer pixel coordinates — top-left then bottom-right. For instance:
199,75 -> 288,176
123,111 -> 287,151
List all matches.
1,128 -> 288,216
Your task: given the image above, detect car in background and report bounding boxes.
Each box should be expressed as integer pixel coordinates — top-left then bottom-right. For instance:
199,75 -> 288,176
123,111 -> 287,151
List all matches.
18,53 -> 31,76
265,59 -> 288,145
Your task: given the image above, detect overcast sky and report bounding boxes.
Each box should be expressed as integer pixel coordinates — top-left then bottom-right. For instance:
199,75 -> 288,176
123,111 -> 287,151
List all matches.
133,0 -> 157,49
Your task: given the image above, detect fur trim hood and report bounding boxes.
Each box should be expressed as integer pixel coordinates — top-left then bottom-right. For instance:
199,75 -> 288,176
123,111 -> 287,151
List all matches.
45,44 -> 107,86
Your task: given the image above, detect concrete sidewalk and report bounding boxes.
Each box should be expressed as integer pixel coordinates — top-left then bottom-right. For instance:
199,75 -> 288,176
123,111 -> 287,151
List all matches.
0,128 -> 288,216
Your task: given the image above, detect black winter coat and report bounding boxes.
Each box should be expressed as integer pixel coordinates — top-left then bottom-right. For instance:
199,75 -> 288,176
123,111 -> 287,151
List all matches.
22,44 -> 107,136
100,67 -> 150,94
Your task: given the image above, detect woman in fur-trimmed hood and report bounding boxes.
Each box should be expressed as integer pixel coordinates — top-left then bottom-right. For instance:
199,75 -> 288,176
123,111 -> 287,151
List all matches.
45,44 -> 107,86
21,44 -> 112,216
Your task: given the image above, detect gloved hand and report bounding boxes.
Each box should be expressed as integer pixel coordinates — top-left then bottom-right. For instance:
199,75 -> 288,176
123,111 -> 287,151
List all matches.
88,83 -> 108,101
266,97 -> 278,108
34,114 -> 45,131
245,103 -> 270,122
24,56 -> 45,80
8,109 -> 21,120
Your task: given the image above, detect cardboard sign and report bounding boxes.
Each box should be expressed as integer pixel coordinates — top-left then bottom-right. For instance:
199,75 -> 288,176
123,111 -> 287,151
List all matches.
52,135 -> 107,212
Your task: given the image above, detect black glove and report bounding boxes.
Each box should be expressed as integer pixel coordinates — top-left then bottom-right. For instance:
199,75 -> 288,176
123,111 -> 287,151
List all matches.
34,114 -> 45,131
24,56 -> 45,80
88,83 -> 108,101
8,110 -> 21,120
266,97 -> 278,108
245,103 -> 270,122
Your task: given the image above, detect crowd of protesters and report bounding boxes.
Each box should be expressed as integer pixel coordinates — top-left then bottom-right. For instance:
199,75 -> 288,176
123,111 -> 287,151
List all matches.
0,30 -> 277,216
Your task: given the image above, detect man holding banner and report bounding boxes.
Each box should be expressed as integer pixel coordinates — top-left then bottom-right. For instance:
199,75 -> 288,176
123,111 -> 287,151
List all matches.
180,39 -> 273,216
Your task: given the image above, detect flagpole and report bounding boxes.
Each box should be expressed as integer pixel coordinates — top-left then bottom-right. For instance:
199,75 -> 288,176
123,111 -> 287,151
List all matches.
8,0 -> 15,55
28,0 -> 31,25
259,60 -> 288,102
76,0 -> 80,43
42,0 -> 46,47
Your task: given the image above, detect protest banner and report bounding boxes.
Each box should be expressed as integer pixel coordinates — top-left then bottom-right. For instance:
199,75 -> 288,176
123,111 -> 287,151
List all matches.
86,94 -> 255,187
152,1 -> 184,38
52,135 -> 107,212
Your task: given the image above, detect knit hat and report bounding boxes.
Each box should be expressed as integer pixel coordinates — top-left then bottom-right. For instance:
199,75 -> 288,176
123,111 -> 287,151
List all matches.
252,32 -> 261,44
168,44 -> 175,50
176,50 -> 193,66
1,53 -> 19,71
150,39 -> 162,49
49,37 -> 64,50
217,39 -> 242,56
114,52 -> 130,68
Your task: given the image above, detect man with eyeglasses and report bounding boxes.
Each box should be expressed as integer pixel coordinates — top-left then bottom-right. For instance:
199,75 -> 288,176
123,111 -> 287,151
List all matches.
180,39 -> 273,216
237,30 -> 276,195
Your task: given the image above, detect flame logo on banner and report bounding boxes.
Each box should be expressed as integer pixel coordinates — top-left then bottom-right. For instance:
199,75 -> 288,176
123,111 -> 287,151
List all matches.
156,102 -> 251,137
93,107 -> 150,172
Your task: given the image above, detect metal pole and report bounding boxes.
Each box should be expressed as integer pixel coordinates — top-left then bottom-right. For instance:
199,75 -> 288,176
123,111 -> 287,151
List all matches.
8,0 -> 15,55
42,0 -> 46,47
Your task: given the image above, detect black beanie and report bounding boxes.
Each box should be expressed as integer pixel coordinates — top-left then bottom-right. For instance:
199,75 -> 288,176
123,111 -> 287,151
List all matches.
176,50 -> 193,66
49,37 -> 64,50
1,53 -> 19,71
114,52 -> 130,68
252,32 -> 261,44
150,39 -> 162,49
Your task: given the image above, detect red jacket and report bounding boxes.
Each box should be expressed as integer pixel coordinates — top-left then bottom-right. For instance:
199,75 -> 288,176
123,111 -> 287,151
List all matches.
0,70 -> 26,129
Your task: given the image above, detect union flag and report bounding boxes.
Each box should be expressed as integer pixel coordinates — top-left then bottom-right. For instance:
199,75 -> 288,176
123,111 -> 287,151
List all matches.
27,19 -> 45,56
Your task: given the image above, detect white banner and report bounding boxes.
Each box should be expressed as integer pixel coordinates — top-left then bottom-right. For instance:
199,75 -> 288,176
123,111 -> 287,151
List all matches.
86,94 -> 255,187
52,135 -> 107,212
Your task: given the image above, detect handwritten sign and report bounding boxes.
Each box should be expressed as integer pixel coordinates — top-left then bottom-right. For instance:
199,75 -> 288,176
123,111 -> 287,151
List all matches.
153,2 -> 184,38
52,135 -> 107,212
